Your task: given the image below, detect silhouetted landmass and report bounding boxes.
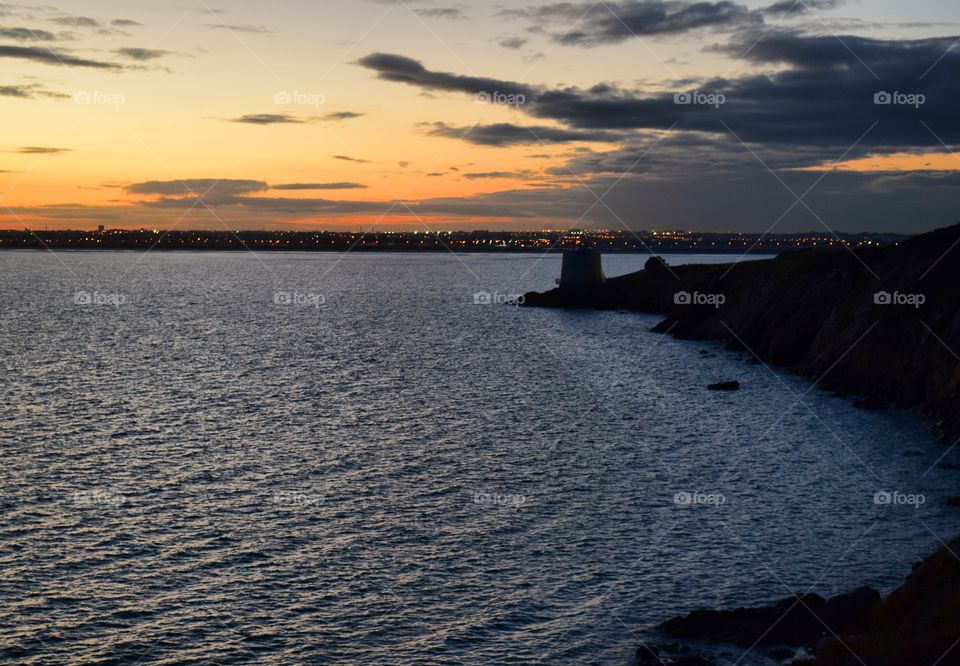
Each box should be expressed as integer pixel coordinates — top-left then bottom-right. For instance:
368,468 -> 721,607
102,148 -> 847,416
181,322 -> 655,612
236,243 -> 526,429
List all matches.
0,229 -> 905,253
805,535 -> 960,665
525,223 -> 960,444
660,587 -> 881,647
525,224 -> 960,664
639,536 -> 960,665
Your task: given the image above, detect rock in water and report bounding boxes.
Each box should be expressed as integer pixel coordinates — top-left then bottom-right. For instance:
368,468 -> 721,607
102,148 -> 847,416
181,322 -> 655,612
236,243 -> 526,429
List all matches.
707,381 -> 740,391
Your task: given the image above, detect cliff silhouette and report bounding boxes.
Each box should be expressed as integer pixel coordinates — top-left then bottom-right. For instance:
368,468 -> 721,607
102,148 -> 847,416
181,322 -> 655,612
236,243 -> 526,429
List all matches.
639,535 -> 960,665
524,224 -> 960,444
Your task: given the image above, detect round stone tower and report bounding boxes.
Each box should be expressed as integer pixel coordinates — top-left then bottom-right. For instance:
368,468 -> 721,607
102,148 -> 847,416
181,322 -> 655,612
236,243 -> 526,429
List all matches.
559,248 -> 605,287
556,229 -> 605,288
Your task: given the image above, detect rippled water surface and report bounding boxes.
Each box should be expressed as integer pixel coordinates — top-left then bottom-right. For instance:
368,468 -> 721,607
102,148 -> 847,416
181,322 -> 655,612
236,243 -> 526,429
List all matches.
1,251 -> 956,665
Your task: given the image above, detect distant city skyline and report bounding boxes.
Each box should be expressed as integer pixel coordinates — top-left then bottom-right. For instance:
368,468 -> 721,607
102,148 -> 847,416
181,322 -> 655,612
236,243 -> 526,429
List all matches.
0,227 -> 909,254
1,0 -> 959,232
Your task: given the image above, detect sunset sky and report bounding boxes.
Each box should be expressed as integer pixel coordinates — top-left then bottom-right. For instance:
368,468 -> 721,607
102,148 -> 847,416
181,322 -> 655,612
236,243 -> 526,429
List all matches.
1,0 -> 959,232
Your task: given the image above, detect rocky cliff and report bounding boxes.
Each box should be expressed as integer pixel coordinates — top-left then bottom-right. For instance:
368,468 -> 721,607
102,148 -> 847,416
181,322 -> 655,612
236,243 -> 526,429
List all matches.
805,535 -> 960,665
639,536 -> 960,665
524,224 -> 960,443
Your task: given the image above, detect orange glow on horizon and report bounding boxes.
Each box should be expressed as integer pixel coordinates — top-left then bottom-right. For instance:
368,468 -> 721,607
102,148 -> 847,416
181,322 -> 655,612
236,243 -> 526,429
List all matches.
799,152 -> 960,173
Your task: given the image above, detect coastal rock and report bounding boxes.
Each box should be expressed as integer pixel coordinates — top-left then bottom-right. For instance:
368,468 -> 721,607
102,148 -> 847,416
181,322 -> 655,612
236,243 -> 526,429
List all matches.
636,644 -> 714,666
524,223 -> 960,444
658,587 -> 880,647
636,644 -> 660,663
672,656 -> 713,666
821,586 -> 882,623
645,547 -> 960,666
853,397 -> 889,411
765,646 -> 796,660
707,381 -> 740,391
811,537 -> 960,665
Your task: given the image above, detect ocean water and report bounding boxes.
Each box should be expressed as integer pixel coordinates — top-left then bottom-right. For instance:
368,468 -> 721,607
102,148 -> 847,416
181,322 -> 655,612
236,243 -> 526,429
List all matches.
1,250 -> 956,665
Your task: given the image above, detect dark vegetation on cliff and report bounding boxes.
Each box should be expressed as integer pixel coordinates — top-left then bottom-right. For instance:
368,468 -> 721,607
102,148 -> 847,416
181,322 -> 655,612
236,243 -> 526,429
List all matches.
524,223 -> 960,444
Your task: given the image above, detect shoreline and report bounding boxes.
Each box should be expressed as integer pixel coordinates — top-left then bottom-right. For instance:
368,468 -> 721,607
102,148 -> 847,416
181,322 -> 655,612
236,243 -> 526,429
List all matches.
523,224 -> 960,444
523,224 -> 960,664
636,535 -> 960,665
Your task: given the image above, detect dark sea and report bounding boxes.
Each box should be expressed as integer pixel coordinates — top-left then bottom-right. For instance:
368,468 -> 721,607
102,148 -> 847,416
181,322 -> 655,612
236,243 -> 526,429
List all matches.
1,251 -> 956,665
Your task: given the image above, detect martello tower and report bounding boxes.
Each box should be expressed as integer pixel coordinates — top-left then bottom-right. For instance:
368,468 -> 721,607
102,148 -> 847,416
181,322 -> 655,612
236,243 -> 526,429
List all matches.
557,229 -> 606,288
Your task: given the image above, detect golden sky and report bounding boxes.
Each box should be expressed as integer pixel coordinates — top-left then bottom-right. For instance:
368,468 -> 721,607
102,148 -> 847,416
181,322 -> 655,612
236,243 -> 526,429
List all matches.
1,0 -> 959,232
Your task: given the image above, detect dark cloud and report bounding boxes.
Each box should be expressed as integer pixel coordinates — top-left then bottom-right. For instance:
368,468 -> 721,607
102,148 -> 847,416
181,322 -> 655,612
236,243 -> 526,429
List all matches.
498,37 -> 528,49
17,147 -> 70,154
763,0 -> 845,16
127,179 -> 268,198
0,45 -> 121,69
497,0 -> 851,48
138,194 -> 375,214
0,27 -> 56,41
463,171 -> 534,179
271,182 -> 368,190
415,8 -> 465,20
710,31 -> 952,72
115,47 -> 171,61
51,15 -> 101,28
111,19 -> 142,27
0,83 -> 67,99
206,23 -> 273,34
230,114 -> 305,125
866,170 -> 960,193
334,155 -> 371,163
0,85 -> 34,98
501,1 -> 764,47
361,34 -> 960,153
229,112 -> 361,125
356,53 -> 533,98
421,122 -> 623,146
320,111 -> 365,121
